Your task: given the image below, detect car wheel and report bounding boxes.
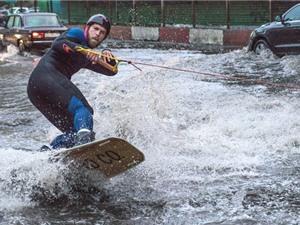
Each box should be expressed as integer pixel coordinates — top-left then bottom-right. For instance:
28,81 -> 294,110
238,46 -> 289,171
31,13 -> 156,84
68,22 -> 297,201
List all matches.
18,39 -> 26,54
253,39 -> 273,57
0,41 -> 7,52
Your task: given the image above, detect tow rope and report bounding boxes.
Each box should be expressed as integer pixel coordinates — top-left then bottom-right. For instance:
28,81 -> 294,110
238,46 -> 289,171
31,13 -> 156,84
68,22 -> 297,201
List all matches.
76,46 -> 300,91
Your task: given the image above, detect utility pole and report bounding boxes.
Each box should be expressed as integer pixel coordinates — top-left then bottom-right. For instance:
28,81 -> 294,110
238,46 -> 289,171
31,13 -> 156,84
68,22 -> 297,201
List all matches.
33,0 -> 37,12
67,0 -> 70,24
132,0 -> 137,25
269,0 -> 273,21
161,0 -> 165,27
192,0 -> 195,28
226,0 -> 230,29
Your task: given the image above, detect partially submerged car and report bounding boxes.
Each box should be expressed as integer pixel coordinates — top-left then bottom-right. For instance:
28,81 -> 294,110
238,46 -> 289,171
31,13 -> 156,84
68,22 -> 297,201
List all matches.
0,12 -> 68,53
248,3 -> 300,57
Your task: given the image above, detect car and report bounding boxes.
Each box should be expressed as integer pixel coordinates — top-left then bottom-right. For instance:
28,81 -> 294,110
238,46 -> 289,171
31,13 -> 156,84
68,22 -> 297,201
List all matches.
28,7 -> 39,13
0,9 -> 10,17
0,13 -> 7,25
0,9 -> 9,24
247,3 -> 300,57
8,7 -> 29,14
0,12 -> 68,53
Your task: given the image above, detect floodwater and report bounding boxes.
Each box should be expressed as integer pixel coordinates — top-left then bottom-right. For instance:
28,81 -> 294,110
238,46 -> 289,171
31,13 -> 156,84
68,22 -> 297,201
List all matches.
0,45 -> 299,225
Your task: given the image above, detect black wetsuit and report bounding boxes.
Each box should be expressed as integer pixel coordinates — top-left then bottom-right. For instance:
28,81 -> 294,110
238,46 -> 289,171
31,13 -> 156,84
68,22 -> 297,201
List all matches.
27,28 -> 117,148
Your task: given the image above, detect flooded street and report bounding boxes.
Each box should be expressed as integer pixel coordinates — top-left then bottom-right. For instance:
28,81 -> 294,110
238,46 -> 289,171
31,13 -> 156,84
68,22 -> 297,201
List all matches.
0,45 -> 299,224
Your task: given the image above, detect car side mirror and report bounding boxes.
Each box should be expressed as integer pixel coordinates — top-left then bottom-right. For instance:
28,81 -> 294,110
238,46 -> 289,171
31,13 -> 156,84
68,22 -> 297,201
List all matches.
0,21 -> 6,27
275,15 -> 282,22
275,15 -> 287,25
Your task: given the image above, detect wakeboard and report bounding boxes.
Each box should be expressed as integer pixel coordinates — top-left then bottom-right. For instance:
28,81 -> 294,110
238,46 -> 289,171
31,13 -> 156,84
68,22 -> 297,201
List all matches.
55,137 -> 145,178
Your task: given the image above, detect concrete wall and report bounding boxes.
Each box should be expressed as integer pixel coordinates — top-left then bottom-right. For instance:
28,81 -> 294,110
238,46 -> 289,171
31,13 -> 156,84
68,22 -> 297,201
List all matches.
110,25 -> 252,48
223,29 -> 252,46
131,26 -> 159,41
71,25 -> 252,48
159,27 -> 190,44
189,29 -> 223,45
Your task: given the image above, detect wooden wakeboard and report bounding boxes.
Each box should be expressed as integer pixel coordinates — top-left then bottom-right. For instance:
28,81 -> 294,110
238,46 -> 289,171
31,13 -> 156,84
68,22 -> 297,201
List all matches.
56,137 -> 145,178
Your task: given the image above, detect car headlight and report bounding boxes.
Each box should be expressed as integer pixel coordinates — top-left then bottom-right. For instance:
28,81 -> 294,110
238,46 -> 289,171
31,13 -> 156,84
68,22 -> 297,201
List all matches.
0,34 -> 3,40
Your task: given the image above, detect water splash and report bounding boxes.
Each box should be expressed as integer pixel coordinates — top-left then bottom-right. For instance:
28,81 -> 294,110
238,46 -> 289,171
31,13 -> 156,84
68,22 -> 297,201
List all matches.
0,48 -> 299,224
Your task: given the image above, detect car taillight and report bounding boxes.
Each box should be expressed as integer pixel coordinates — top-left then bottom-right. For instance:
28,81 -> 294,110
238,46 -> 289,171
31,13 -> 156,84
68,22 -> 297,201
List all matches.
31,32 -> 44,39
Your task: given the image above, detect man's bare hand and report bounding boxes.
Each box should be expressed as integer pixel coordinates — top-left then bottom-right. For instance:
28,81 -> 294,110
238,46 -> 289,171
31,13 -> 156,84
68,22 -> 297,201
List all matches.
86,51 -> 100,65
101,50 -> 114,63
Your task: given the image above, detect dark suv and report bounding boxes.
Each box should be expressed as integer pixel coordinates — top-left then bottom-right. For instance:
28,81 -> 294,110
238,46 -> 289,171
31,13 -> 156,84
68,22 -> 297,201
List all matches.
248,3 -> 300,57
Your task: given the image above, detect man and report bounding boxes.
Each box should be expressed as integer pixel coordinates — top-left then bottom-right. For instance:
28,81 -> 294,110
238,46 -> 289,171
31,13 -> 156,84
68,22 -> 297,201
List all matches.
27,14 -> 118,150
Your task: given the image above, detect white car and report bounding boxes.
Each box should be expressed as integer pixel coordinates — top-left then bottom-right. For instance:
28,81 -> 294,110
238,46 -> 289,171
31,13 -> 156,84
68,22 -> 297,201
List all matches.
0,9 -> 9,25
8,7 -> 29,14
0,9 -> 10,17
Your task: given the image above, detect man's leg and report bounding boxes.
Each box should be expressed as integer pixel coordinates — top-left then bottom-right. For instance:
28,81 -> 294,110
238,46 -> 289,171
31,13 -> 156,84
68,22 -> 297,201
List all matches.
68,96 -> 95,145
50,132 -> 76,149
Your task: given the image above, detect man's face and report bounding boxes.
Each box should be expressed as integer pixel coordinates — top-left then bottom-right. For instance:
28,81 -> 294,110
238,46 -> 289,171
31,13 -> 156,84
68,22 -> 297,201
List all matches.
87,23 -> 107,48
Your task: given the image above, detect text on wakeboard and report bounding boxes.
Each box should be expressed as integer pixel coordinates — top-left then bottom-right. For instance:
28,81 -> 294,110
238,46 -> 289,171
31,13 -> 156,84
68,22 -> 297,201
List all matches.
82,150 -> 125,169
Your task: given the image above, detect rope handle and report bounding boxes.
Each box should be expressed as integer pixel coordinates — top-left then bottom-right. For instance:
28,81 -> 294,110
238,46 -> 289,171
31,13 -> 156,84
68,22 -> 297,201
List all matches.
75,46 -> 142,72
75,46 -> 119,73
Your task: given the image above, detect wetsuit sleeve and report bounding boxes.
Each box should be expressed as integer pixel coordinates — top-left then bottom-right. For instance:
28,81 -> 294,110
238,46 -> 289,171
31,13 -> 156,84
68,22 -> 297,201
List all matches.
51,28 -> 118,76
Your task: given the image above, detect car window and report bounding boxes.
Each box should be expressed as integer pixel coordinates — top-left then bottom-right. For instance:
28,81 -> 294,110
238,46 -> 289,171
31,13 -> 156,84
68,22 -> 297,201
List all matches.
0,11 -> 8,16
45,16 -> 61,26
284,5 -> 300,21
14,16 -> 22,28
17,9 -> 28,13
24,15 -> 61,27
6,16 -> 14,28
8,8 -> 15,14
